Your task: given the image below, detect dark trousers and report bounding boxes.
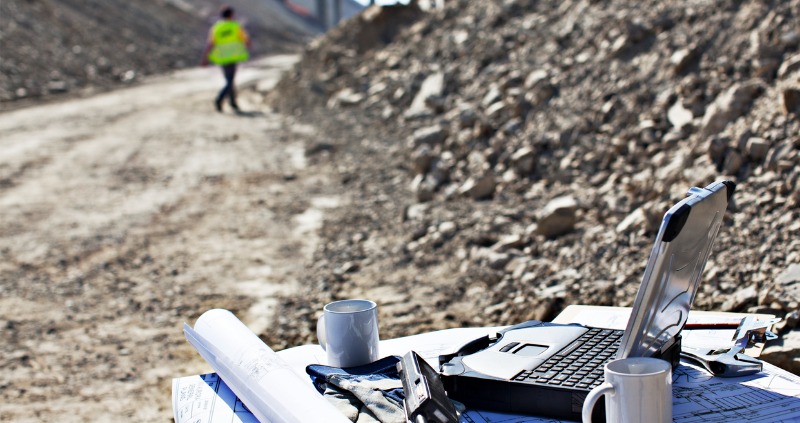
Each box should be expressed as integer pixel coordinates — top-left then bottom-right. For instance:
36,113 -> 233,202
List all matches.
216,64 -> 238,108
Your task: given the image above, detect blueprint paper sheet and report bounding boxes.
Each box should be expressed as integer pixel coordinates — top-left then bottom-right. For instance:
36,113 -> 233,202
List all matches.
174,315 -> 800,423
174,358 -> 800,423
172,373 -> 258,423
460,360 -> 800,423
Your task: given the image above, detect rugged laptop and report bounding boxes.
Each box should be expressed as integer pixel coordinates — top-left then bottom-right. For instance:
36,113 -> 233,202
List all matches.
439,180 -> 735,421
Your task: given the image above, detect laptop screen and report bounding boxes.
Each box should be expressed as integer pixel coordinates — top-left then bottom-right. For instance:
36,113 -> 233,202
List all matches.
617,180 -> 735,359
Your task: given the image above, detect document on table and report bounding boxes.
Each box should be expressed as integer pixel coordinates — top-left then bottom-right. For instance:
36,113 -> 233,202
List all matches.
553,305 -> 776,355
180,309 -> 349,423
173,373 -> 258,423
174,307 -> 800,423
172,360 -> 800,423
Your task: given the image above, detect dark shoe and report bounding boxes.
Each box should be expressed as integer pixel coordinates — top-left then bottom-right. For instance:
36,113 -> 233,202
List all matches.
231,103 -> 241,113
215,99 -> 223,112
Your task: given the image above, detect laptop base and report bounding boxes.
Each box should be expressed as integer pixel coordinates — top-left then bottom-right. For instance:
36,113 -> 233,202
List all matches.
440,326 -> 681,421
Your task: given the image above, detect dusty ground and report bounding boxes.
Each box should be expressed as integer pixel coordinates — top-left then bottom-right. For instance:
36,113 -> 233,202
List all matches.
4,1 -> 800,421
0,0 -> 314,109
0,55 -> 344,422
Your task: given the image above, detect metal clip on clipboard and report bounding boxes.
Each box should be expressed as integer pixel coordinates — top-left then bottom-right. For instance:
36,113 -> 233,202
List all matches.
681,316 -> 781,377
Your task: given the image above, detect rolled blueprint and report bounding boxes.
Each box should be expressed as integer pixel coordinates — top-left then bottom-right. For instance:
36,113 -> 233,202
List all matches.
184,309 -> 350,423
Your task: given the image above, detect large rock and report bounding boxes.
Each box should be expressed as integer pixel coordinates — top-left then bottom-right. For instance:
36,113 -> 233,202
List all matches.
761,329 -> 800,375
722,285 -> 758,312
775,264 -> 800,309
701,81 -> 763,138
777,264 -> 800,285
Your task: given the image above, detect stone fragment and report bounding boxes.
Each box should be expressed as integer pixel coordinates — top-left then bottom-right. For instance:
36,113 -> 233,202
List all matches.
327,88 -> 364,108
405,72 -> 445,119
778,53 -> 800,78
459,174 -> 496,200
707,136 -> 729,165
787,311 -> 800,330
438,221 -> 458,238
616,208 -> 647,233
781,88 -> 800,115
671,46 -> 697,74
487,251 -> 512,270
766,141 -> 793,171
745,137 -> 770,161
458,107 -> 478,128
485,101 -> 507,121
536,196 -> 578,238
781,31 -> 800,48
404,203 -> 429,221
492,234 -> 525,252
667,101 -> 694,129
524,70 -> 556,105
410,144 -> 434,175
541,283 -> 567,299
722,150 -> 743,175
482,86 -> 502,107
524,70 -> 549,90
511,147 -> 535,175
411,174 -> 437,202
408,125 -> 448,148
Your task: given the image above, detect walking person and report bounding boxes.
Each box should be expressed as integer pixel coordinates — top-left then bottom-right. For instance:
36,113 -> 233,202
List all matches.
201,6 -> 251,112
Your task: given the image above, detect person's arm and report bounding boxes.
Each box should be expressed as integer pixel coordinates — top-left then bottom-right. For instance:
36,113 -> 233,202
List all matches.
201,30 -> 214,66
240,27 -> 252,49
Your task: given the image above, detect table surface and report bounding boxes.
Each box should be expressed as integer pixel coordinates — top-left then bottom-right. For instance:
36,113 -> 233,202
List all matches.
175,306 -> 800,423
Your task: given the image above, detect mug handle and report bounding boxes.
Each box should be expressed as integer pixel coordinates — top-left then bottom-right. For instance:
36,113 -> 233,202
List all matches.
316,314 -> 327,351
582,382 -> 614,423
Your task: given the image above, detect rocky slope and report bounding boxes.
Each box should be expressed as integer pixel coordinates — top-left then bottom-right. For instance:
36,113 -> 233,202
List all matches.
267,0 -> 800,372
2,0 -> 798,377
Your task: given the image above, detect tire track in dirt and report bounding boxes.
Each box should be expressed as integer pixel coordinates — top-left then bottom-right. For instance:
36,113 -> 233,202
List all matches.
0,55 -> 343,421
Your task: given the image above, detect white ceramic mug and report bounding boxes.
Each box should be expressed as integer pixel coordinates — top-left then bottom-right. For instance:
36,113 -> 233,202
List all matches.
581,357 -> 672,423
316,299 -> 380,368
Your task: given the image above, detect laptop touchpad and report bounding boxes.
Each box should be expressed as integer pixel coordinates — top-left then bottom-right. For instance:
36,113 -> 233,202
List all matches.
461,325 -> 588,380
514,344 -> 548,356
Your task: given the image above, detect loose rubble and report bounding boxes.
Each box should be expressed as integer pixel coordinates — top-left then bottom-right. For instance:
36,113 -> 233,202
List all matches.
268,0 -> 800,374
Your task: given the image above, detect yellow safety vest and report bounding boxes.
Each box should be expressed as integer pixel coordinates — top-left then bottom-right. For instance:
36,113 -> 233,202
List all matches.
208,20 -> 249,65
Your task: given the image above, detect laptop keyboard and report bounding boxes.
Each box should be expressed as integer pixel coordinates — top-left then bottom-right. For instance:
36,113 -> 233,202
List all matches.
512,328 -> 623,390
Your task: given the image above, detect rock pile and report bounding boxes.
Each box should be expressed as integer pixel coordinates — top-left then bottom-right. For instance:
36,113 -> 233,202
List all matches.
270,0 -> 800,373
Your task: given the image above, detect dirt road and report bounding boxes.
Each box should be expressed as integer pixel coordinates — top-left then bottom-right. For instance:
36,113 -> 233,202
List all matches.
0,55 -> 341,421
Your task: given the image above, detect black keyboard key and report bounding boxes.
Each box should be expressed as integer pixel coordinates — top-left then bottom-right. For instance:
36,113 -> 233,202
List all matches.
520,327 -> 623,387
553,373 -> 570,382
